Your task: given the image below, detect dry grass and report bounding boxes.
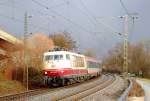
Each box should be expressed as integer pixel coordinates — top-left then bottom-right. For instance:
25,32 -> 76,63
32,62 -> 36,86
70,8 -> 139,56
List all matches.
0,80 -> 26,96
127,97 -> 144,101
0,73 -> 5,81
138,78 -> 150,84
128,80 -> 144,97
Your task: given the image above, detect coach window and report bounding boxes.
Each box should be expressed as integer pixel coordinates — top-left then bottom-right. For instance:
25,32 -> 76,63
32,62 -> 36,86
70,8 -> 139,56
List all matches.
66,54 -> 70,60
81,57 -> 84,67
78,57 -> 84,67
75,56 -> 78,67
72,55 -> 75,67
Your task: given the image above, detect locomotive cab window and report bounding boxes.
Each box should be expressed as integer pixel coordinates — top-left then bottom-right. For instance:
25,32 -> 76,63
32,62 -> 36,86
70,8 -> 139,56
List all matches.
66,54 -> 70,60
59,55 -> 63,60
45,55 -> 53,61
54,55 -> 63,60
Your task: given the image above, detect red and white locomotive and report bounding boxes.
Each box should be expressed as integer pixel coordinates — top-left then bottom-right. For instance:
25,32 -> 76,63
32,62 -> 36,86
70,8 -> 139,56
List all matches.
43,48 -> 102,86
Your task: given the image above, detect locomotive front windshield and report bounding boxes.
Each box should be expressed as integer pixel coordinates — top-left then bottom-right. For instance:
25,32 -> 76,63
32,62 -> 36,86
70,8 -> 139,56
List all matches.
45,55 -> 63,61
45,55 -> 53,60
54,55 -> 63,60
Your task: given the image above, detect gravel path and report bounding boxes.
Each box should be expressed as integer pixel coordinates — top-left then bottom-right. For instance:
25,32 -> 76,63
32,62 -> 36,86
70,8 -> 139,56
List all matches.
136,80 -> 150,101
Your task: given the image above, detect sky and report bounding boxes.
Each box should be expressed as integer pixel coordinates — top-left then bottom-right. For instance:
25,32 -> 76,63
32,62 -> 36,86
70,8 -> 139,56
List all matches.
0,0 -> 150,58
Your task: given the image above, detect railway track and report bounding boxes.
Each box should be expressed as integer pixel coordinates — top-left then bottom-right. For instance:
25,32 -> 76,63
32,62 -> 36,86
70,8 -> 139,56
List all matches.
80,75 -> 128,101
0,74 -> 107,101
0,88 -> 48,101
0,74 -> 122,101
56,75 -> 115,101
27,74 -> 114,101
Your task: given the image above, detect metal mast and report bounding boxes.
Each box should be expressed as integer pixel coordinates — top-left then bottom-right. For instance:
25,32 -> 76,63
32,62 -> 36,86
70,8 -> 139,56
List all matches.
123,15 -> 128,72
24,11 -> 28,90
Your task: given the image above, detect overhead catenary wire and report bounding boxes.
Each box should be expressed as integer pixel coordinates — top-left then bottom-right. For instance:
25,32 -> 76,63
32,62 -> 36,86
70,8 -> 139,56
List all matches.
0,0 -> 92,45
72,0 -> 97,26
119,0 -> 138,41
80,0 -> 97,22
119,0 -> 138,25
0,0 -> 129,42
31,0 -> 95,46
0,0 -> 68,17
96,18 -> 121,34
73,0 -> 122,49
80,0 -> 121,36
0,0 -> 72,33
0,0 -> 121,38
119,0 -> 131,17
0,12 -> 51,32
78,1 -> 122,45
31,0 -> 92,34
80,1 -> 125,53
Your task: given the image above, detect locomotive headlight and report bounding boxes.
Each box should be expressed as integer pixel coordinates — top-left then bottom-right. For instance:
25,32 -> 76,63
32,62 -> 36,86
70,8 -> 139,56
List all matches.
45,71 -> 48,74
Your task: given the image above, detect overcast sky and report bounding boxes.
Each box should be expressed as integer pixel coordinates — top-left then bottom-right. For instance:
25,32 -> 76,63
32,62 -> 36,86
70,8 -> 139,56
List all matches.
0,0 -> 149,58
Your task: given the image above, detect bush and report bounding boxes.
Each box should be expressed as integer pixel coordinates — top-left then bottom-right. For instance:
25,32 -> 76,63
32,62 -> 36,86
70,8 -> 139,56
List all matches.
28,67 -> 43,89
0,72 -> 4,81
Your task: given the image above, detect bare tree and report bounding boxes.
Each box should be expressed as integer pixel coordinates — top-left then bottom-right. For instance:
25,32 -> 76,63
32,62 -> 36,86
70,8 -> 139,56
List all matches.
49,31 -> 77,50
84,48 -> 96,57
3,33 -> 54,88
104,41 -> 150,78
27,33 -> 54,69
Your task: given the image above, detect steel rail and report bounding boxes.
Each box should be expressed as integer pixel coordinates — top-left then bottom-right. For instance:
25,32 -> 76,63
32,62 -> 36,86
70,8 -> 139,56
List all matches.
50,74 -> 116,101
0,89 -> 48,101
0,75 -> 105,101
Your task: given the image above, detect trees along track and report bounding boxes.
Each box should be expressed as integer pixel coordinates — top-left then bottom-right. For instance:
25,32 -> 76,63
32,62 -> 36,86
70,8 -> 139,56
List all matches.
0,74 -> 115,101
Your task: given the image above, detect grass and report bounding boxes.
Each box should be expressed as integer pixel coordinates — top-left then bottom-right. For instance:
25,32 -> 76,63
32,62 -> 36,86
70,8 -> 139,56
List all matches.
128,80 -> 144,97
0,80 -> 26,95
0,73 -> 26,96
127,78 -> 145,101
0,73 -> 5,81
0,81 -> 16,89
